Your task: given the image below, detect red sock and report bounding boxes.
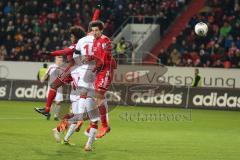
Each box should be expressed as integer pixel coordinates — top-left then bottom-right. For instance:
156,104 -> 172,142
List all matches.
86,124 -> 91,133
98,105 -> 108,128
45,89 -> 56,113
90,123 -> 98,129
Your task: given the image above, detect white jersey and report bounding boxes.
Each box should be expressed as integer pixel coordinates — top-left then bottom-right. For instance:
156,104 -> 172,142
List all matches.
73,35 -> 95,70
71,35 -> 99,121
46,64 -> 64,85
71,35 -> 95,90
46,64 -> 63,102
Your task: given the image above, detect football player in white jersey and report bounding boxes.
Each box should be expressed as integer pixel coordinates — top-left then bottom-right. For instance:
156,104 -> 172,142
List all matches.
51,34 -> 99,150
41,56 -> 64,121
72,34 -> 100,151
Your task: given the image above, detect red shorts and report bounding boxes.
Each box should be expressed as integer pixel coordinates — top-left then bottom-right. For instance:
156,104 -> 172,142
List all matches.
94,69 -> 114,95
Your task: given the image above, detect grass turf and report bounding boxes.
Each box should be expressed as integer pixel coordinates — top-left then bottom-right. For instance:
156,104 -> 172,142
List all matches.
0,100 -> 240,160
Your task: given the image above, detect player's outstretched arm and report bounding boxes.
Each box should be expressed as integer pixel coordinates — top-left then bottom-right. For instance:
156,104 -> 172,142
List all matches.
40,72 -> 49,83
50,47 -> 74,56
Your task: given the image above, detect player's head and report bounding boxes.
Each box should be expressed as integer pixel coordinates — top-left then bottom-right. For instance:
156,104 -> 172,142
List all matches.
195,68 -> 199,76
55,56 -> 63,66
69,26 -> 86,43
89,20 -> 104,38
43,63 -> 48,68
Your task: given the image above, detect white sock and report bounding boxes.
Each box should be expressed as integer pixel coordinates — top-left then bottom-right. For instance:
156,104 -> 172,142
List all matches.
64,124 -> 76,141
54,103 -> 61,118
86,97 -> 98,120
104,99 -> 109,123
86,127 -> 97,146
85,98 -> 95,110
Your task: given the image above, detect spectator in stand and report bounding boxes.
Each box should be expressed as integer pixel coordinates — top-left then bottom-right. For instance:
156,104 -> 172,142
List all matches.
0,0 -> 187,62
157,48 -> 168,65
0,45 -> 7,61
169,48 -> 181,66
220,22 -> 232,38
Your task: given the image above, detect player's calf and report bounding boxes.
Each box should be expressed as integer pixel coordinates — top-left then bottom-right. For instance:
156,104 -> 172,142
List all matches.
84,122 -> 98,151
52,128 -> 61,143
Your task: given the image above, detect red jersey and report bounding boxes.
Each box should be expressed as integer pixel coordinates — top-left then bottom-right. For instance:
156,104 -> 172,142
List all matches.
92,35 -> 117,71
51,44 -> 76,61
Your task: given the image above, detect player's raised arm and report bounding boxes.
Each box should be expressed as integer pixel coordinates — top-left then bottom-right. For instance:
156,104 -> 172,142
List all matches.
92,9 -> 101,21
92,0 -> 102,21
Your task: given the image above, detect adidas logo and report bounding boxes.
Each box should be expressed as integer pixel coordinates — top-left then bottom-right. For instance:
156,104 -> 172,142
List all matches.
15,85 -> 47,99
193,92 -> 240,108
0,86 -> 6,97
131,90 -> 183,105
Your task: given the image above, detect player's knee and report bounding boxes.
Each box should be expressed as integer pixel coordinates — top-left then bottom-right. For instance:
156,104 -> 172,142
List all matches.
50,83 -> 58,90
55,101 -> 61,105
80,92 -> 87,97
80,88 -> 88,97
95,91 -> 104,99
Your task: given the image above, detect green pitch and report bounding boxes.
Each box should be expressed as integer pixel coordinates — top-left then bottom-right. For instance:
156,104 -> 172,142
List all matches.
0,101 -> 240,160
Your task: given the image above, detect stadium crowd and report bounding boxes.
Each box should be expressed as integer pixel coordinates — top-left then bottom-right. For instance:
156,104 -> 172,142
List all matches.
159,0 -> 240,68
0,0 -> 187,62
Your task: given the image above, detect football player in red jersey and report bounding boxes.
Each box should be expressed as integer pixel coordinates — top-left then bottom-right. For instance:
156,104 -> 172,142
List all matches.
89,20 -> 117,139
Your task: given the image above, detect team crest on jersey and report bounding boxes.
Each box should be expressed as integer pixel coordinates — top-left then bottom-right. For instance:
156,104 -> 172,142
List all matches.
102,43 -> 107,49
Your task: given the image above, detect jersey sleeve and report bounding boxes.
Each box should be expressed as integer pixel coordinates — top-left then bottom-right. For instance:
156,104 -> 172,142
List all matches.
45,65 -> 52,75
75,39 -> 82,51
51,45 -> 75,56
92,9 -> 101,21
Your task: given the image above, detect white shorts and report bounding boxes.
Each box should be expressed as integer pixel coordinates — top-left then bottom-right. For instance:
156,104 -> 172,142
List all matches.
70,86 -> 80,102
76,98 -> 100,122
78,68 -> 95,89
71,66 -> 95,89
47,86 -> 63,102
71,101 -> 78,114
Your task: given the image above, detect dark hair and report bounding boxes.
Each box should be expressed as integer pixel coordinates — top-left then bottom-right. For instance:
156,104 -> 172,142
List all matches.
43,63 -> 48,68
89,20 -> 104,30
69,26 -> 86,39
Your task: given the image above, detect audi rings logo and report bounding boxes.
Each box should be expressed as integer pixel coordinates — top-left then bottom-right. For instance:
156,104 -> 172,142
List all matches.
0,65 -> 9,79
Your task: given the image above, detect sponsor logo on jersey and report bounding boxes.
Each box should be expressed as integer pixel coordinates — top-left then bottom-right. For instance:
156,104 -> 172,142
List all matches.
102,43 -> 106,49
